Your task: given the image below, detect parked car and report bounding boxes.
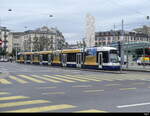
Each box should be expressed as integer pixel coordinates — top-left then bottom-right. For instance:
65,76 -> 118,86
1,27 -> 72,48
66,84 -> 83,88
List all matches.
137,57 -> 142,65
0,58 -> 9,62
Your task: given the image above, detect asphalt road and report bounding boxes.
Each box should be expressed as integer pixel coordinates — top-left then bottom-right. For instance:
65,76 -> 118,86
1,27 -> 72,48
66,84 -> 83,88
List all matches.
0,62 -> 150,112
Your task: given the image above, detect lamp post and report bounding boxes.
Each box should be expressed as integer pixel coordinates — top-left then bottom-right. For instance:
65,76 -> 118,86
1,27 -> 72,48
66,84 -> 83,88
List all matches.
119,19 -> 125,73
48,14 -> 53,51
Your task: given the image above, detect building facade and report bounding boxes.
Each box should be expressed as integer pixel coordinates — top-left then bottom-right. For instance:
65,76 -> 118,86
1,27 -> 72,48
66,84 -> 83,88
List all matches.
95,30 -> 150,47
0,26 -> 13,56
12,26 -> 68,52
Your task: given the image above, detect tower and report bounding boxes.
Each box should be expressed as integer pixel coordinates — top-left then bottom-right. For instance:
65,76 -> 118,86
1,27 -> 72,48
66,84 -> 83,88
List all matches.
85,13 -> 95,48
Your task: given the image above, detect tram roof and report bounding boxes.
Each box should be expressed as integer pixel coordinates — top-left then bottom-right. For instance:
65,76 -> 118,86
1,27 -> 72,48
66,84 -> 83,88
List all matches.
85,47 -> 117,51
39,51 -> 52,54
62,49 -> 82,53
19,52 -> 34,55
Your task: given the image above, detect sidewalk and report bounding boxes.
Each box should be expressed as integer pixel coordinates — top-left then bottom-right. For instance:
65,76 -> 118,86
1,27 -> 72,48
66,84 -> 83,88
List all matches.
122,64 -> 150,72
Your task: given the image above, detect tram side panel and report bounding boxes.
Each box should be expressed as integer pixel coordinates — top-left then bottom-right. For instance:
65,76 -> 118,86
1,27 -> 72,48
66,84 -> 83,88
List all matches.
51,51 -> 62,66
32,53 -> 40,65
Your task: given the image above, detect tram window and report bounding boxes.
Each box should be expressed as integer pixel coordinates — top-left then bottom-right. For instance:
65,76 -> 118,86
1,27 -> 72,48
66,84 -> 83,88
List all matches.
110,50 -> 118,54
26,55 -> 31,60
43,54 -> 48,61
102,51 -> 109,63
67,53 -> 76,62
34,54 -> 39,60
17,55 -> 20,60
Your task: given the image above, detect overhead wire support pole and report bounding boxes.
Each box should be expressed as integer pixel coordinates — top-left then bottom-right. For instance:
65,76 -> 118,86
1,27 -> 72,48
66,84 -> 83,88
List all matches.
120,19 -> 124,73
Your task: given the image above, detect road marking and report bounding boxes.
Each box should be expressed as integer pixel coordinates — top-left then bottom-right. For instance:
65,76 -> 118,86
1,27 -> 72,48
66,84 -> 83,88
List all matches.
89,75 -> 114,81
105,84 -> 121,86
55,75 -> 89,82
31,75 -> 61,83
37,86 -> 57,89
72,85 -> 92,88
43,75 -> 75,83
84,89 -> 104,93
119,88 -> 136,91
0,79 -> 12,84
0,92 -> 10,95
117,102 -> 150,108
6,104 -> 76,112
0,100 -> 50,108
65,75 -> 101,82
132,82 -> 145,85
0,96 -> 29,101
18,75 -> 45,83
76,109 -> 107,112
77,75 -> 103,81
9,76 -> 28,84
42,92 -> 65,95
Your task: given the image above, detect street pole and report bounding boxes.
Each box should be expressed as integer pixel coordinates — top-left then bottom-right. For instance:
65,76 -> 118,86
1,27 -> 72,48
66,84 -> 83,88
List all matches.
126,35 -> 129,69
120,19 -> 124,73
15,45 -> 18,61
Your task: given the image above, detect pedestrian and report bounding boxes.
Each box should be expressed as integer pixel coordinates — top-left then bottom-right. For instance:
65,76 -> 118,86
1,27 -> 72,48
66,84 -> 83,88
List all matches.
9,56 -> 12,63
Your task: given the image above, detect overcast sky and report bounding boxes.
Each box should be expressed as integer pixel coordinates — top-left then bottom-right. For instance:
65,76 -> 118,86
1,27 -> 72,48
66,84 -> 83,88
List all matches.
1,0 -> 150,44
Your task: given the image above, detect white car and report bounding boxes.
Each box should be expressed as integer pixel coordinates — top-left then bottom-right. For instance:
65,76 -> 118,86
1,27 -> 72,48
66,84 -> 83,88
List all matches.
0,58 -> 8,62
4,59 -> 9,62
137,57 -> 142,65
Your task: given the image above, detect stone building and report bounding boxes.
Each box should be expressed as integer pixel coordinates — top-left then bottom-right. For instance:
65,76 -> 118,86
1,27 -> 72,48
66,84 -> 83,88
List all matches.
95,30 -> 150,47
0,26 -> 13,55
22,26 -> 67,52
12,26 -> 68,52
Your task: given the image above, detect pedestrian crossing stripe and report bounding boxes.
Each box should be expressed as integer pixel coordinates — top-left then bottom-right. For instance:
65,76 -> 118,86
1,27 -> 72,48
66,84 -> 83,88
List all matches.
80,75 -> 114,81
3,73 -> 150,85
0,79 -> 12,84
6,104 -> 76,112
84,89 -> 104,93
9,76 -> 28,84
54,75 -> 89,82
0,100 -> 50,108
64,75 -> 101,82
18,75 -> 45,83
76,109 -> 107,113
72,85 -> 92,88
31,75 -> 61,83
43,75 -> 75,83
0,96 -> 29,101
0,92 -> 10,95
42,92 -> 65,95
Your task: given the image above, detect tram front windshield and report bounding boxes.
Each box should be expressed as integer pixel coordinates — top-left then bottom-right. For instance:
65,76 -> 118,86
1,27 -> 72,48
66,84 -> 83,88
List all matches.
109,50 -> 119,63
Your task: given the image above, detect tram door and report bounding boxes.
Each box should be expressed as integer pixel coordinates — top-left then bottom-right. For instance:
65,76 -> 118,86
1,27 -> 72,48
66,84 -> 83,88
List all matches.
62,54 -> 67,67
98,52 -> 103,69
39,55 -> 43,65
48,54 -> 52,65
76,53 -> 82,68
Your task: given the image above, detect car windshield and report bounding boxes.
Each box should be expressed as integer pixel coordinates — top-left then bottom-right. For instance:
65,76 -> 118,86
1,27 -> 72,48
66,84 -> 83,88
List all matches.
110,50 -> 119,63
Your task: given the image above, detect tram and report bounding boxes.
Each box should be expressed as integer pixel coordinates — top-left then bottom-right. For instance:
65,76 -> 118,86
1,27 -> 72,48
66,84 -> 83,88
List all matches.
39,51 -> 52,65
16,52 -> 25,63
61,49 -> 84,68
24,52 -> 33,64
17,47 -> 120,70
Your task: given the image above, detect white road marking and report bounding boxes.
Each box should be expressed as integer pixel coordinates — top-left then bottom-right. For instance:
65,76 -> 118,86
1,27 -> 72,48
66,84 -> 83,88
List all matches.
117,102 -> 150,108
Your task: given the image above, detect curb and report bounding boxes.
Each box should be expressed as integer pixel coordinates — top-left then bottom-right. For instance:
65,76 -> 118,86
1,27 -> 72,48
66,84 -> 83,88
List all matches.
123,69 -> 150,73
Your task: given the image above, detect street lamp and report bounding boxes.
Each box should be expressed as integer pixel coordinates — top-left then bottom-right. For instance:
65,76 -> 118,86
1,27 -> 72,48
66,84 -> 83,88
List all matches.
48,14 -> 53,51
